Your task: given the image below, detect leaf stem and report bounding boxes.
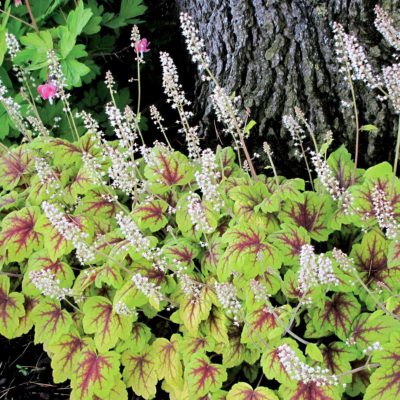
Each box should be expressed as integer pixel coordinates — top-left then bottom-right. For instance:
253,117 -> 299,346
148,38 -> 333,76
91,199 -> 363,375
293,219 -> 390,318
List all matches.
24,0 -> 39,33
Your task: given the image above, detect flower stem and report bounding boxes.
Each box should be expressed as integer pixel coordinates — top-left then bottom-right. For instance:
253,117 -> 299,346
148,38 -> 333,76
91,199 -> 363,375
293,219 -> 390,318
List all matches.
24,0 -> 39,33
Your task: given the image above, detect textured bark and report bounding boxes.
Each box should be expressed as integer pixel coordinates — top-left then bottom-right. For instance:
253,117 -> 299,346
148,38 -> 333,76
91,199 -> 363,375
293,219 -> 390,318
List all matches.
174,0 -> 400,173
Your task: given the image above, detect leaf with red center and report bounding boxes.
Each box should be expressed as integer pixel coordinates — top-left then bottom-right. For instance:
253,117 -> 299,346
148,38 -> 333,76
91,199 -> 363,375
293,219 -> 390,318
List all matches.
179,286 -> 212,335
280,192 -> 333,241
181,335 -> 215,361
0,191 -> 19,211
279,381 -> 341,400
153,334 -> 183,386
185,353 -> 227,397
270,224 -> 310,266
121,345 -> 159,399
15,296 -> 40,337
217,146 -> 237,178
0,275 -> 25,339
78,189 -> 117,218
65,168 -> 94,199
74,264 -> 123,295
119,322 -> 152,355
229,182 -> 274,225
48,331 -> 91,383
388,240 -> 400,268
0,206 -> 43,262
320,342 -> 358,385
144,149 -> 194,189
345,358 -> 372,397
312,293 -> 361,341
364,334 -> 400,399
200,306 -> 229,345
71,347 -> 120,400
132,198 -> 169,232
227,382 -> 279,400
352,162 -> 400,227
83,296 -> 133,352
202,236 -> 224,275
218,223 -> 282,281
0,146 -> 33,190
23,251 -> 74,296
162,238 -> 199,266
33,299 -> 73,345
241,305 -> 288,346
36,212 -> 91,261
282,269 -> 303,300
261,339 -> 300,383
351,310 -> 400,352
91,379 -> 128,400
260,178 -> 305,213
222,325 -> 259,368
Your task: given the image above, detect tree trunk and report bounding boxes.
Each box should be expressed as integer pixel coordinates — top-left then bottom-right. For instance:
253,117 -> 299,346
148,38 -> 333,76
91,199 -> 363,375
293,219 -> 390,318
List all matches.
174,0 -> 400,174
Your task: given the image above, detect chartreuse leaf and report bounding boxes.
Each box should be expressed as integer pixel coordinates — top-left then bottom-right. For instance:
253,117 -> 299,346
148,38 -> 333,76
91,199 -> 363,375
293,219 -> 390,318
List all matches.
144,149 -> 195,191
260,339 -> 300,383
350,229 -> 400,291
222,325 -> 259,368
0,146 -> 33,190
312,293 -> 361,341
185,352 -> 227,397
279,381 -> 341,400
351,310 -> 400,351
132,198 -> 169,232
82,296 -> 133,352
364,333 -> 400,399
227,382 -> 278,400
15,296 -> 40,337
33,299 -> 73,345
241,305 -> 289,347
179,285 -> 213,335
280,191 -> 333,241
70,344 -> 121,400
352,162 -> 400,227
269,224 -> 310,266
200,306 -> 229,345
153,334 -> 183,387
22,251 -> 74,297
320,342 -> 358,385
48,331 -> 91,383
305,343 -> 324,362
180,335 -> 216,361
218,223 -> 282,281
162,238 -> 199,267
0,206 -> 43,262
121,344 -> 159,399
0,275 -> 25,339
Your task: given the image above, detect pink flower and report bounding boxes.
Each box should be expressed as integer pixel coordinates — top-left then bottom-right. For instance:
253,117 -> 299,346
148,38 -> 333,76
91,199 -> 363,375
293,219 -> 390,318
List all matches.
14,0 -> 22,6
37,81 -> 58,103
134,38 -> 150,57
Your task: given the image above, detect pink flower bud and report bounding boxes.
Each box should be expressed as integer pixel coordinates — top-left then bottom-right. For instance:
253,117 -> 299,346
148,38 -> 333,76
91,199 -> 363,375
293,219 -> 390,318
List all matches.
37,82 -> 58,102
134,38 -> 150,57
14,0 -> 23,6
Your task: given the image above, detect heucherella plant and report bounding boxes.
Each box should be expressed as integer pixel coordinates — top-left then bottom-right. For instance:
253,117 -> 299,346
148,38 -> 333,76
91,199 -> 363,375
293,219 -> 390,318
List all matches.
1,8 -> 400,400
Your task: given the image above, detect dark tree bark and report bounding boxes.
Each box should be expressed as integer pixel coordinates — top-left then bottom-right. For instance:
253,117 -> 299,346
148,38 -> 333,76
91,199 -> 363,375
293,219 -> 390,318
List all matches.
174,0 -> 400,174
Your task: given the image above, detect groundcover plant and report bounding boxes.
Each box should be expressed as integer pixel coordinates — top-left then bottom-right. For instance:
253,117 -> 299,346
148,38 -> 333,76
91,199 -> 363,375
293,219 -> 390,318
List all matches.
1,5 -> 400,400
